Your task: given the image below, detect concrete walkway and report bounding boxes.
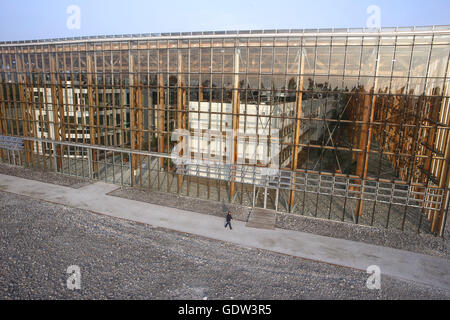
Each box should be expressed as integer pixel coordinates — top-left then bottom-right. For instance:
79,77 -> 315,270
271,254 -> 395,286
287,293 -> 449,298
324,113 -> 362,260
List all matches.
0,173 -> 449,291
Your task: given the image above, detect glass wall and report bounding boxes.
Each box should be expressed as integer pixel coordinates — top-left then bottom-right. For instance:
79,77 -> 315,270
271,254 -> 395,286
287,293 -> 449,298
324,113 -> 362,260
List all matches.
1,27 -> 449,234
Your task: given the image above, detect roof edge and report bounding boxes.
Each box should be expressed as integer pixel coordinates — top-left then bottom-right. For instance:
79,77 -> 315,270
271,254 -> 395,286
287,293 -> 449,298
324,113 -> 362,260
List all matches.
1,25 -> 450,47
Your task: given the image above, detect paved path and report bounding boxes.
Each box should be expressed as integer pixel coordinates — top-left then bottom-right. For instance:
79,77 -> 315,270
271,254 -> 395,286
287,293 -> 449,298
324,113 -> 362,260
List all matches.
0,173 -> 449,291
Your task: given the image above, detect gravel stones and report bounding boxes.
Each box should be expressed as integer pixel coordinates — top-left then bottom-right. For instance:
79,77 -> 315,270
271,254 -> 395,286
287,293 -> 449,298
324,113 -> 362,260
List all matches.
1,191 -> 449,300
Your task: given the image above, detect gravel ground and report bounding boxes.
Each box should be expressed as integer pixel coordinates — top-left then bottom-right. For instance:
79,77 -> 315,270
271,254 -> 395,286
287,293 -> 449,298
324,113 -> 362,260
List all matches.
1,191 -> 449,300
0,163 -> 90,189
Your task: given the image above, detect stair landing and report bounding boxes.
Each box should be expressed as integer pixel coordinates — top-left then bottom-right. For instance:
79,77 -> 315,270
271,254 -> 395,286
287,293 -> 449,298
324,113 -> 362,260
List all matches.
246,208 -> 277,230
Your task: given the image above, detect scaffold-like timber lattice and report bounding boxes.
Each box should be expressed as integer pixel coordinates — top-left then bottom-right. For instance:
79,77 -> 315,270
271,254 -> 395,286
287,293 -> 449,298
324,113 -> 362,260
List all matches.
0,26 -> 449,235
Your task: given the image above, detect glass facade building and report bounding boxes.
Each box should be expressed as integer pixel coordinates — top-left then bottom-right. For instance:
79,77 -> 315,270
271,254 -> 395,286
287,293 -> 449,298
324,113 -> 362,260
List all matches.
1,26 -> 450,235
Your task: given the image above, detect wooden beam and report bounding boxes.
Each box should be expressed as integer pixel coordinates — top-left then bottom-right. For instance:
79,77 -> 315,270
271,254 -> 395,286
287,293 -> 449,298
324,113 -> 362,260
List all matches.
129,53 -> 137,185
57,69 -> 67,165
15,54 -> 33,165
137,81 -> 144,153
351,92 -> 362,163
230,48 -> 240,199
86,53 -> 98,176
355,91 -> 375,217
135,54 -> 144,185
289,54 -> 305,208
422,90 -> 440,183
0,66 -> 6,161
176,52 -> 185,191
25,77 -> 37,166
158,73 -> 165,168
49,54 -> 63,171
434,125 -> 450,233
433,86 -> 450,234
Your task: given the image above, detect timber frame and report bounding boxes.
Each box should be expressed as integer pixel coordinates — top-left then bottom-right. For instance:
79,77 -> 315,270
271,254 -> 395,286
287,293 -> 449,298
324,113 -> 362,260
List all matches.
1,26 -> 450,235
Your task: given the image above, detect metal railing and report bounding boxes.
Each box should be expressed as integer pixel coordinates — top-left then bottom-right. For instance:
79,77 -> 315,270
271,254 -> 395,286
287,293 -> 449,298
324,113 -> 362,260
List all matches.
1,25 -> 450,46
0,136 -> 448,236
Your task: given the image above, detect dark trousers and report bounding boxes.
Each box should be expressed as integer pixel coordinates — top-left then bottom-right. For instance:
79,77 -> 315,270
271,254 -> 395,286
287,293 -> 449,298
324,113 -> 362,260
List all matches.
225,221 -> 232,230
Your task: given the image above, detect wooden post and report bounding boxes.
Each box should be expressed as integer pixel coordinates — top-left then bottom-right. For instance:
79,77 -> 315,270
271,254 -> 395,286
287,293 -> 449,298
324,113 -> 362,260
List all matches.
137,81 -> 144,156
86,53 -> 98,176
351,91 -> 363,163
433,87 -> 450,234
354,91 -> 376,217
0,65 -> 6,161
422,88 -> 441,182
129,53 -> 137,185
289,54 -> 305,208
230,48 -> 240,199
135,58 -> 144,185
158,73 -> 165,168
57,71 -> 66,164
25,77 -> 37,166
49,55 -> 63,171
434,125 -> 450,233
176,52 -> 185,191
15,54 -> 33,165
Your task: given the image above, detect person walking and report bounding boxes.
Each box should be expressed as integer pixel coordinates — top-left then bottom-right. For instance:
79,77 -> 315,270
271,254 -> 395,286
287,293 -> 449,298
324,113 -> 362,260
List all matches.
225,211 -> 233,230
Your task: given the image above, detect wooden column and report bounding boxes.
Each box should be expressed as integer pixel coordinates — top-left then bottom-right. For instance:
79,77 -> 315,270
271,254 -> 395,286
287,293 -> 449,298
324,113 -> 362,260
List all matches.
230,48 -> 240,199
422,88 -> 441,182
418,90 -> 441,223
434,126 -> 450,233
135,62 -> 144,184
15,54 -> 33,165
354,91 -> 376,217
433,87 -> 450,234
86,53 -> 98,176
25,77 -> 38,166
129,53 -> 137,185
351,92 -> 363,163
176,52 -> 186,191
405,94 -> 423,182
0,66 -> 6,161
137,83 -> 144,152
57,70 -> 66,163
289,54 -> 305,208
158,73 -> 165,168
49,55 -> 63,171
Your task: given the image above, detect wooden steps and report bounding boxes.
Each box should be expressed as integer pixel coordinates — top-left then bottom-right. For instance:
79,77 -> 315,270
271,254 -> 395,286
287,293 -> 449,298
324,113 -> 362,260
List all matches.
246,208 -> 277,230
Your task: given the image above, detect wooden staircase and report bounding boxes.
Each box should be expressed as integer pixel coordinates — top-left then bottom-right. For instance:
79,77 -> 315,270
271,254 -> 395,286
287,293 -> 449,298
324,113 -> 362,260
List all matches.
246,208 -> 277,230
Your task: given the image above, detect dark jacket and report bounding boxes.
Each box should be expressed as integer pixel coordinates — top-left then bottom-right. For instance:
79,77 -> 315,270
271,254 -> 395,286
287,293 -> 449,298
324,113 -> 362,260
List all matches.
226,213 -> 233,222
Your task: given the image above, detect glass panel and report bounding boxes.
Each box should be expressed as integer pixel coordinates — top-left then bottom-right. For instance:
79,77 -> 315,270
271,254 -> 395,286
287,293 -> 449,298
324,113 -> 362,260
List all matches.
315,46 -> 330,75
190,48 -> 200,72
287,48 -> 300,74
376,46 -> 394,77
360,45 -> 378,76
274,48 -> 287,74
212,48 -> 224,73
345,46 -> 361,76
248,47 -> 260,73
261,47 -> 273,74
303,47 -> 316,74
428,45 -> 450,78
410,45 -> 431,76
393,46 -> 412,77
330,46 -> 345,75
